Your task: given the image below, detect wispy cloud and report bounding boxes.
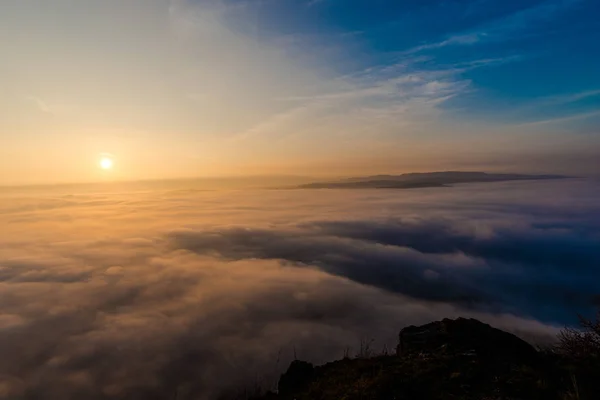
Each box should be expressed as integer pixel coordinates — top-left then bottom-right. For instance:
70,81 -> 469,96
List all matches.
233,50 -> 531,143
513,109 -> 600,128
498,89 -> 600,128
404,0 -> 582,54
535,89 -> 600,107
24,96 -> 74,116
235,58 -> 477,142
402,33 -> 486,55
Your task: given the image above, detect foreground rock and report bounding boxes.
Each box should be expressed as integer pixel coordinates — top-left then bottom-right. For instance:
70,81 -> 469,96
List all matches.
397,317 -> 538,364
255,318 -> 593,400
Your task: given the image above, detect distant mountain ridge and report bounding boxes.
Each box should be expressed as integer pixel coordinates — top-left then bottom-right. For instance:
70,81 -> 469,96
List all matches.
299,171 -> 567,189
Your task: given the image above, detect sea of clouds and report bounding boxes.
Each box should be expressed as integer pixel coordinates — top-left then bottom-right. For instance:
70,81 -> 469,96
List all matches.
1,178 -> 599,399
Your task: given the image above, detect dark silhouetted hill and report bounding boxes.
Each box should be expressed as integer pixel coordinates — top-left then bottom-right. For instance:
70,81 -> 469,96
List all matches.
253,317 -> 599,400
299,171 -> 567,189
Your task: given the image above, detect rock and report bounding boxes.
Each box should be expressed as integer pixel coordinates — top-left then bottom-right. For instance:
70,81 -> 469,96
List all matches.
262,318 -> 574,400
396,318 -> 538,364
278,360 -> 314,396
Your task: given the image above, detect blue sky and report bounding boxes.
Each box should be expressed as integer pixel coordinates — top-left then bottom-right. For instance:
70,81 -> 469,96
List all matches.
223,0 -> 600,128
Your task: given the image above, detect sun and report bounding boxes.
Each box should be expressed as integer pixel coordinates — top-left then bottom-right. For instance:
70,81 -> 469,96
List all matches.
100,157 -> 113,170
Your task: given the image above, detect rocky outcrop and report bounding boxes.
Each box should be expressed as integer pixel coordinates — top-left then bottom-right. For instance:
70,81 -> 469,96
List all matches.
260,318 -> 557,400
396,317 -> 538,363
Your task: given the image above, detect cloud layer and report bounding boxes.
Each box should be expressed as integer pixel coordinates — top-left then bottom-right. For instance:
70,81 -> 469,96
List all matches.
1,178 -> 599,398
170,214 -> 600,323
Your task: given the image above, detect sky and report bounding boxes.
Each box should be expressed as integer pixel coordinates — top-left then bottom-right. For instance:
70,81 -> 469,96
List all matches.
1,0 -> 599,184
2,178 -> 599,398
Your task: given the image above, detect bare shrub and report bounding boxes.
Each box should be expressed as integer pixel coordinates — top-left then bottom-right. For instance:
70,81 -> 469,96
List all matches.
557,309 -> 600,361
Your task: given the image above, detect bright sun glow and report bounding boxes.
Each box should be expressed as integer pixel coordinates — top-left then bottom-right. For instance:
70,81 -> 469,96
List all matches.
100,157 -> 113,170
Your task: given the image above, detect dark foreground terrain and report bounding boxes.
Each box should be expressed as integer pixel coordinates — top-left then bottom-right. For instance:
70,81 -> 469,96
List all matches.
299,171 -> 567,189
251,318 -> 600,400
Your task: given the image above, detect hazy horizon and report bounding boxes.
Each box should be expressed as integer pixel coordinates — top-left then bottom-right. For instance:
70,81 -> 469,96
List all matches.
1,168 -> 597,190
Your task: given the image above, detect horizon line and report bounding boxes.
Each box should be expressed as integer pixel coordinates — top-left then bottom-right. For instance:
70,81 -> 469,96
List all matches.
0,170 -> 582,190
